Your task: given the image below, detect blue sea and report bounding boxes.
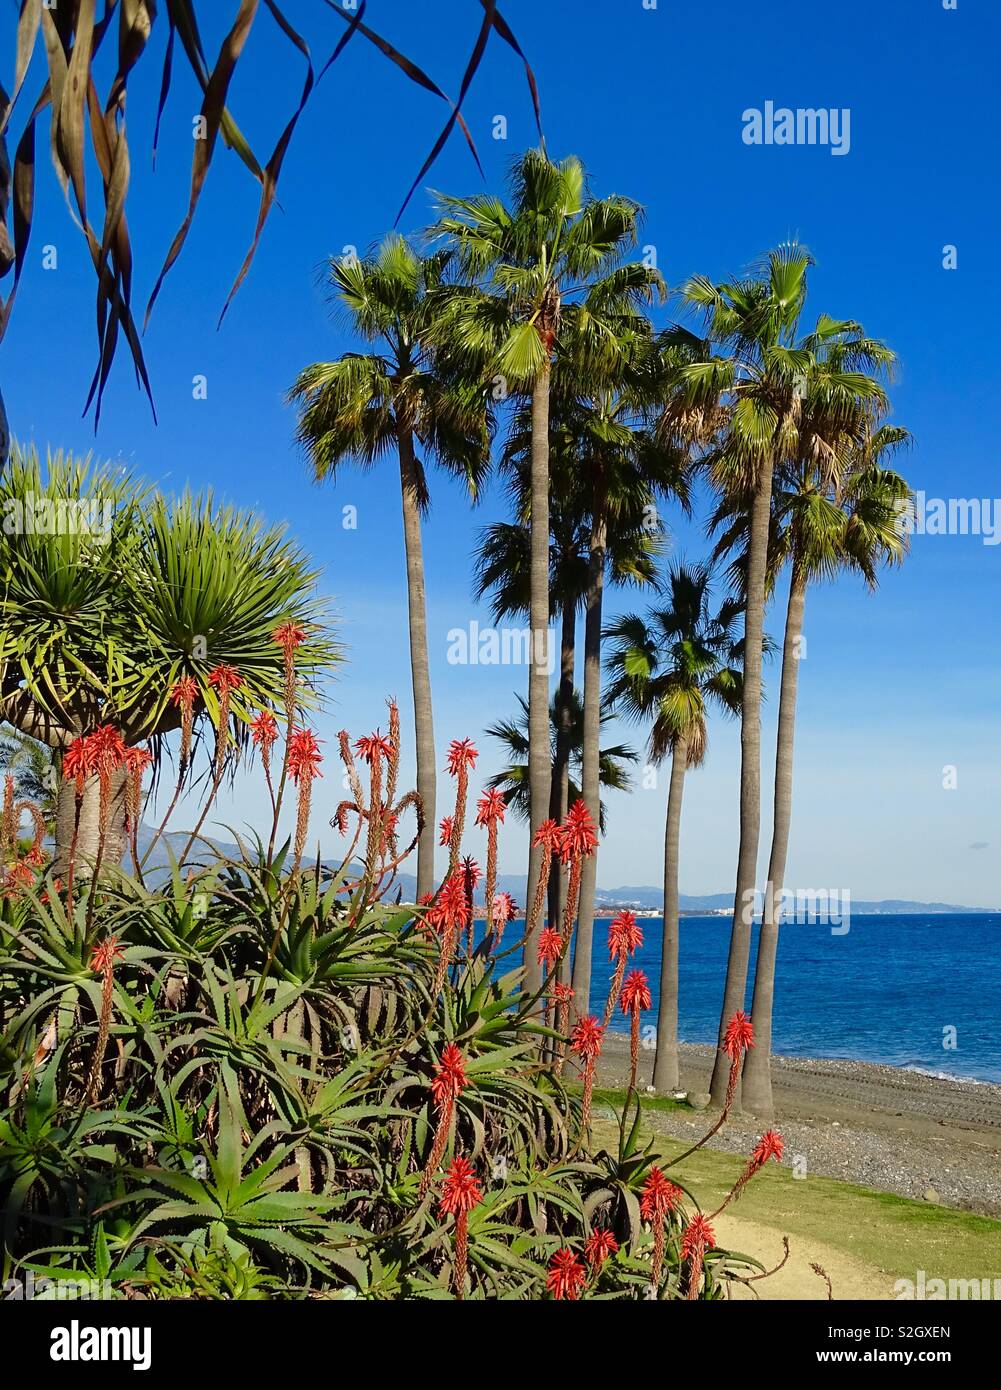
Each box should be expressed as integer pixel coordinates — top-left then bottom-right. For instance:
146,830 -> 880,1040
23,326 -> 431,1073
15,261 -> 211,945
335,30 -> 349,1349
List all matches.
494,913 -> 1001,1084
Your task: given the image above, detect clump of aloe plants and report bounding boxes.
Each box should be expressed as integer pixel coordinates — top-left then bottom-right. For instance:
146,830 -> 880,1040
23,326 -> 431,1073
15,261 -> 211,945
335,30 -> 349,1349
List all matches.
0,652 -> 788,1299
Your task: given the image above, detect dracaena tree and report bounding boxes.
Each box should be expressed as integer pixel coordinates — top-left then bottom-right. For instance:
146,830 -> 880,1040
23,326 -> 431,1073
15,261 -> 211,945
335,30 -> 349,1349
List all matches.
287,235 -> 491,898
0,1 -> 541,450
0,444 -> 335,869
433,151 -> 664,990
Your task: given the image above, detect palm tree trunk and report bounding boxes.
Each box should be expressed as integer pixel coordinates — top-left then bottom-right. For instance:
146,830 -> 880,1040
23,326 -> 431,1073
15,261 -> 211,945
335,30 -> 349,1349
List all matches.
708,451 -> 775,1107
742,566 -> 806,1115
549,600 -> 575,955
398,429 -> 437,901
571,513 -> 606,1017
653,741 -> 687,1091
524,366 -> 552,995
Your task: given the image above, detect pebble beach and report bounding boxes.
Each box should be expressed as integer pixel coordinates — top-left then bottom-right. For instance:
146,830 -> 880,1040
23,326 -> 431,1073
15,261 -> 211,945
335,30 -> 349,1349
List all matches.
597,1036 -> 1001,1218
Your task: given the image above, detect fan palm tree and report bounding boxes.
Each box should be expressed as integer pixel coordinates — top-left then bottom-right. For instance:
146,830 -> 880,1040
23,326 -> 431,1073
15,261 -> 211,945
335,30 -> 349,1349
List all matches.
475,513 -> 583,940
665,243 -> 820,1105
433,149 -> 663,991
477,411 -> 664,938
605,564 -> 742,1090
0,729 -> 55,815
485,691 -> 637,835
738,412 -> 911,1115
288,235 -> 491,898
0,444 -> 335,869
564,353 -> 692,1018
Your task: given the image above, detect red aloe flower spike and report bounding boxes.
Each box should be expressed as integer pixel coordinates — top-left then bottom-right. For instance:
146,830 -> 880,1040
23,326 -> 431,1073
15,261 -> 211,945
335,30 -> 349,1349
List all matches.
527,817 -> 560,940
445,738 -> 479,777
86,934 -> 125,1103
490,891 -> 517,947
551,981 -> 575,1073
355,731 -> 393,883
717,1130 -> 786,1214
665,1011 -> 758,1172
558,802 -> 599,946
354,732 -> 394,765
475,787 -> 505,955
547,1249 -> 586,1301
570,1015 -> 605,1131
251,710 -> 280,797
63,734 -> 97,791
251,710 -> 279,751
2,860 -> 35,898
61,733 -> 98,918
608,909 -> 643,960
537,927 -> 562,968
438,815 -> 454,847
461,856 -> 481,953
640,1166 -> 683,1285
24,841 -> 46,868
723,1010 -> 755,1059
88,725 -> 127,841
444,739 -> 478,875
272,621 -> 306,655
425,872 -> 469,997
558,800 -> 598,865
721,1009 -> 755,1114
169,675 -> 200,774
620,968 -> 652,1092
538,925 -> 562,1025
752,1129 -> 784,1166
1,774 -> 15,865
474,788 -> 506,828
583,1228 -> 618,1270
384,698 -> 401,810
438,1156 -> 482,1300
287,728 -> 322,872
681,1213 -> 717,1300
207,665 -> 242,781
420,1044 -> 469,1197
272,622 -> 306,724
602,910 -> 644,1029
123,746 -> 153,835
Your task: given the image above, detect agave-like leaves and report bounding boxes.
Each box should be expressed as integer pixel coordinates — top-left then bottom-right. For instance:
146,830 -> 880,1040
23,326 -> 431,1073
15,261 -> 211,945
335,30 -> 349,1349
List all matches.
1,802 -> 758,1298
0,0 -> 544,430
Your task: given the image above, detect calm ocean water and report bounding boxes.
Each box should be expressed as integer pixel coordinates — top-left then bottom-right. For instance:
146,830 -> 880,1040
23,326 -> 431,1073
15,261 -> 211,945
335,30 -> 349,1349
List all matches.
491,913 -> 1001,1084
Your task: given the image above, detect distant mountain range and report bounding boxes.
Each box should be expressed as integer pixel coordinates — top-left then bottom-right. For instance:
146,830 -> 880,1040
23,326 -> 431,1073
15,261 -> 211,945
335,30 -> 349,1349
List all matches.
136,827 -> 996,915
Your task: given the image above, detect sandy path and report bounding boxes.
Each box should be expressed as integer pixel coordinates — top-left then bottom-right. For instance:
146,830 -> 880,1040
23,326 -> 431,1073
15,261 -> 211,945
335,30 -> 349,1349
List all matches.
596,1037 -> 1001,1216
713,1214 -> 889,1300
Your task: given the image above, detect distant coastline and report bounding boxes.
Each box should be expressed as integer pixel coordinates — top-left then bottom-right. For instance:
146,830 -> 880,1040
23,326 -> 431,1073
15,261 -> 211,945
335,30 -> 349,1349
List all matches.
137,827 -> 997,915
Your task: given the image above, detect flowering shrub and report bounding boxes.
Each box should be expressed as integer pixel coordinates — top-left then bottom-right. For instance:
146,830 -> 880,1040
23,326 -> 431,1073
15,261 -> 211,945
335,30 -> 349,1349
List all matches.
0,680 -> 787,1300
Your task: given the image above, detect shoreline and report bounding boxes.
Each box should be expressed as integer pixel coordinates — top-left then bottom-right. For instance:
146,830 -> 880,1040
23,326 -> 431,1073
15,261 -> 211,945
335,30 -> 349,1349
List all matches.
595,1036 -> 1001,1219
602,1024 -> 1001,1089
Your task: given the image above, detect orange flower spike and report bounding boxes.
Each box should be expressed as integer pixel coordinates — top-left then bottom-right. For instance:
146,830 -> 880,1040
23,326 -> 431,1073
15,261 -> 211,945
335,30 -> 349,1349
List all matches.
419,1044 -> 470,1197
169,676 -> 200,774
438,1157 -> 482,1299
287,729 -> 322,870
444,739 -> 478,873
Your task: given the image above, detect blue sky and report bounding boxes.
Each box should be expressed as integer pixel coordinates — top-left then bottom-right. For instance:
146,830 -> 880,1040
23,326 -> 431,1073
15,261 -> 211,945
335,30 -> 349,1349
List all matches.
3,0 -> 999,905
